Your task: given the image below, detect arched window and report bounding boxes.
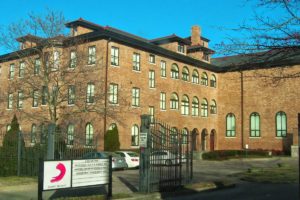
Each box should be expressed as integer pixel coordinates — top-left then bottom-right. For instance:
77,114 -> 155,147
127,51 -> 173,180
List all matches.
171,63 -> 179,79
192,97 -> 199,116
201,98 -> 208,117
170,93 -> 179,109
160,126 -> 166,144
210,74 -> 216,87
85,123 -> 94,146
210,99 -> 217,114
182,66 -> 189,81
192,69 -> 199,84
6,124 -> 11,133
182,128 -> 188,144
250,113 -> 260,137
67,124 -> 74,145
201,72 -> 208,86
226,113 -> 236,137
131,125 -> 139,146
31,124 -> 36,144
276,111 -> 287,137
170,127 -> 178,144
181,95 -> 189,115
108,123 -> 117,130
40,123 -> 46,144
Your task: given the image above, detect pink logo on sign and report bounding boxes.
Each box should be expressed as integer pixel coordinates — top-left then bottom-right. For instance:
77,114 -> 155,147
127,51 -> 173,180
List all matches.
50,163 -> 66,183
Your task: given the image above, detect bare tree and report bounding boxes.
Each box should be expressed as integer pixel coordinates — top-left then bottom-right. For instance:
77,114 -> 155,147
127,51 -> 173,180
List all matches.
215,0 -> 300,83
0,10 -> 128,135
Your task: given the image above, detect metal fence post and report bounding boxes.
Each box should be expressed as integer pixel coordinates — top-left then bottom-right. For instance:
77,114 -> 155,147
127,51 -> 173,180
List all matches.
108,155 -> 112,197
47,123 -> 56,160
139,114 -> 151,193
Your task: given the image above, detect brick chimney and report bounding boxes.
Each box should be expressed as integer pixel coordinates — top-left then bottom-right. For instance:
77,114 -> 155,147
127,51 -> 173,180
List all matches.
191,25 -> 201,46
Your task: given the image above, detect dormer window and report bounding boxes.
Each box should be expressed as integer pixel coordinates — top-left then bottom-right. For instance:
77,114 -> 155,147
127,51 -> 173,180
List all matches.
178,44 -> 185,53
149,54 -> 155,64
72,27 -> 78,36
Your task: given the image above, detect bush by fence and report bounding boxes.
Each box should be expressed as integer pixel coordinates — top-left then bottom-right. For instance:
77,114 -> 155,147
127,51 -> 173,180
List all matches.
202,150 -> 274,160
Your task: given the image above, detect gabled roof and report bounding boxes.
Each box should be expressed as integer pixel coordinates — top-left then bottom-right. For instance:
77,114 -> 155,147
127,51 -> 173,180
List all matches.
150,34 -> 191,45
16,34 -> 44,43
188,45 -> 215,54
185,36 -> 210,42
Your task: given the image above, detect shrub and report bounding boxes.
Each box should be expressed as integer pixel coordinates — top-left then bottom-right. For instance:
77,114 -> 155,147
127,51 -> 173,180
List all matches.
104,126 -> 120,152
202,149 -> 271,160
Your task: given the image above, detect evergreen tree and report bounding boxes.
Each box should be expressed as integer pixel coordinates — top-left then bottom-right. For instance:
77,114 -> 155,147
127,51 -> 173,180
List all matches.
104,126 -> 120,151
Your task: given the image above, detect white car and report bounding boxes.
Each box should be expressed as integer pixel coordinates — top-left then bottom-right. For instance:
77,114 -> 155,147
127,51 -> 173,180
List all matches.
151,150 -> 186,165
115,151 -> 140,168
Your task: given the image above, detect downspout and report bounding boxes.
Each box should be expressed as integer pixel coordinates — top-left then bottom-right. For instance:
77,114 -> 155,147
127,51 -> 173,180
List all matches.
104,38 -> 111,146
240,71 -> 244,149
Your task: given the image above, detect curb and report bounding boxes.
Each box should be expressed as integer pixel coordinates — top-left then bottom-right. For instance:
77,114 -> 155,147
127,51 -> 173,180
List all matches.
113,181 -> 236,200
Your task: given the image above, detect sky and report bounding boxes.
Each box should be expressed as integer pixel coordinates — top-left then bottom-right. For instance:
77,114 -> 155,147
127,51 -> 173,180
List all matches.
0,0 -> 282,56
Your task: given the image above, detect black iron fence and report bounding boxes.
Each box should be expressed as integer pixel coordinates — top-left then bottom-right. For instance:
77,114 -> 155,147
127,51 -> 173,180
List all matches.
139,116 -> 194,193
0,128 -> 98,177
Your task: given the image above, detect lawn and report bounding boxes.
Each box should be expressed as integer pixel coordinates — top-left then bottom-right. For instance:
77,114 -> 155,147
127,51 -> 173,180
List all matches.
0,176 -> 37,187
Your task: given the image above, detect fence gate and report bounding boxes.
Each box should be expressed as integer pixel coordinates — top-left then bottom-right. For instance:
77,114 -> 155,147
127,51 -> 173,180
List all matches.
139,115 -> 194,193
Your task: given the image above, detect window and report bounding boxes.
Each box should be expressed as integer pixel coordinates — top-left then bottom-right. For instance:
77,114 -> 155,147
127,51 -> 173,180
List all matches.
9,64 -> 15,79
7,93 -> 13,109
86,83 -> 95,103
53,51 -> 59,69
201,98 -> 208,117
149,54 -> 155,64
181,95 -> 189,115
108,123 -> 117,130
192,69 -> 199,84
32,90 -> 39,107
182,67 -> 189,81
203,53 -> 209,61
182,128 -> 188,144
149,106 -> 154,123
131,87 -> 140,107
210,99 -> 217,114
17,91 -> 23,109
67,124 -> 74,145
6,124 -> 11,133
68,85 -> 75,105
44,52 -> 50,72
160,92 -> 166,110
111,46 -> 119,66
226,113 -> 236,137
41,86 -> 48,105
133,53 -> 140,71
131,125 -> 139,146
88,46 -> 96,65
171,64 -> 179,79
31,124 -> 36,144
149,70 -> 155,88
201,72 -> 208,86
178,44 -> 185,53
85,123 -> 94,146
19,62 -> 25,78
40,124 -> 46,144
170,93 -> 179,109
109,83 -> 118,104
210,74 -> 217,88
250,112 -> 260,137
276,111 -> 287,137
192,97 -> 199,116
160,61 -> 166,77
170,127 -> 178,144
34,58 -> 40,75
70,51 -> 77,68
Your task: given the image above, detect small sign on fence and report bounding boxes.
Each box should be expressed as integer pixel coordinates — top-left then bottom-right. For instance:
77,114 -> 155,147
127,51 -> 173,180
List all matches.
140,132 -> 148,148
38,157 -> 112,200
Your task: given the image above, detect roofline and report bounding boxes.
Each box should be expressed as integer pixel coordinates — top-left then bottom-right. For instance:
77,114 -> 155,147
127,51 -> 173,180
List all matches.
150,35 -> 191,45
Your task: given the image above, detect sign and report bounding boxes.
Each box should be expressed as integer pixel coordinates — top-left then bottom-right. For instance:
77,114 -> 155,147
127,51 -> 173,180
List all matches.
140,132 -> 148,148
43,161 -> 71,190
72,159 -> 109,187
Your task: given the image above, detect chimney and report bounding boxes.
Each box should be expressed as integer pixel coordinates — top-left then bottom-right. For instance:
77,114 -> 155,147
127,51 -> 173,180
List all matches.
191,25 -> 201,46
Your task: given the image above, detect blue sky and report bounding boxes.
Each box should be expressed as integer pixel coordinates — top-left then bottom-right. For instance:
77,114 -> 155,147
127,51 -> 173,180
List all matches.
0,0 -> 278,56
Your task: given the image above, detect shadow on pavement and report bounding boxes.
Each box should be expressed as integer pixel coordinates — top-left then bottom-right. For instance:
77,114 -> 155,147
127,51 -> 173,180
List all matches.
49,185 -> 107,199
118,176 -> 139,192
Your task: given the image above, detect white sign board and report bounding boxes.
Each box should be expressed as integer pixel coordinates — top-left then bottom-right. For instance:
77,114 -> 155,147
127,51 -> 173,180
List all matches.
140,132 -> 148,148
43,161 -> 71,190
72,159 -> 109,187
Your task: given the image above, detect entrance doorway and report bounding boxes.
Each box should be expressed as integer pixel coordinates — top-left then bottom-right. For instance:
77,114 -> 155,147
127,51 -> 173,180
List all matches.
210,130 -> 216,151
201,129 -> 208,151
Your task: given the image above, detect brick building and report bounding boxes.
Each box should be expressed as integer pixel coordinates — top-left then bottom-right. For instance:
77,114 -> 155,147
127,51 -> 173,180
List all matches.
0,18 -> 299,153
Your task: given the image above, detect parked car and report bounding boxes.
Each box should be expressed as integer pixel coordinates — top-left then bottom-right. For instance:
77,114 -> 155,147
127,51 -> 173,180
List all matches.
115,151 -> 140,168
150,150 -> 186,165
82,151 -> 128,170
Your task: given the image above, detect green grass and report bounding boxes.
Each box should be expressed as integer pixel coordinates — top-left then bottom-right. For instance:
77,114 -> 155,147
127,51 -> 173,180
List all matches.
235,163 -> 299,183
0,176 -> 37,186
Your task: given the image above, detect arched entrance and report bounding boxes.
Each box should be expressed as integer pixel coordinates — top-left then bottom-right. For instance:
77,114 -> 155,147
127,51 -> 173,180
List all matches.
191,128 -> 199,151
210,129 -> 216,151
200,129 -> 208,151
